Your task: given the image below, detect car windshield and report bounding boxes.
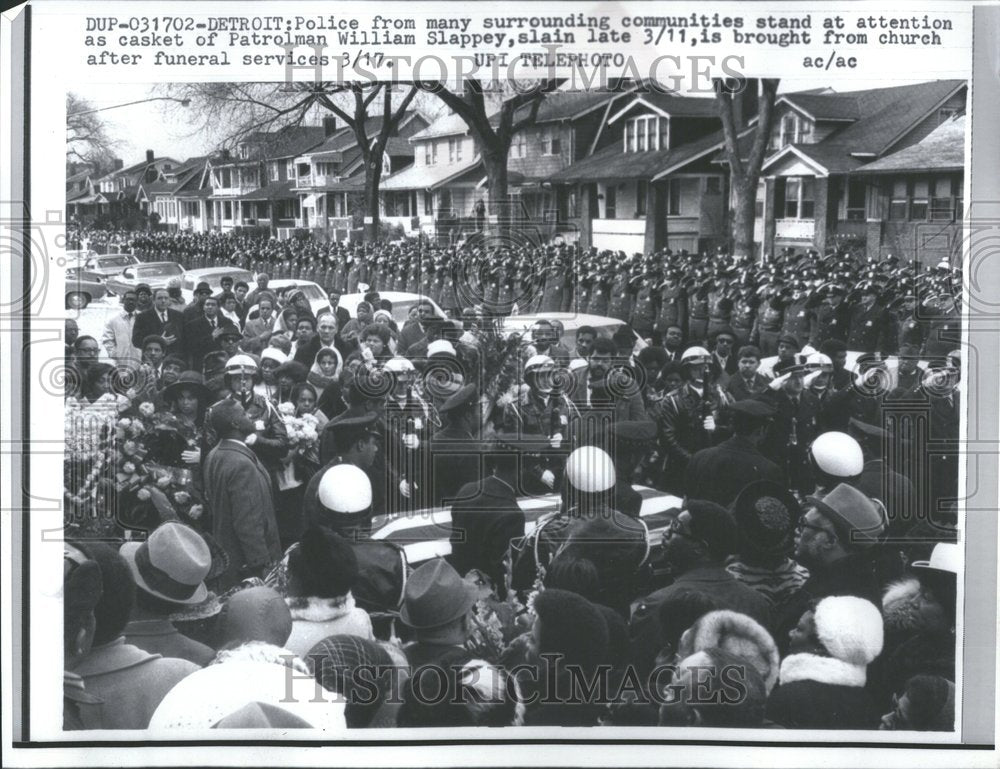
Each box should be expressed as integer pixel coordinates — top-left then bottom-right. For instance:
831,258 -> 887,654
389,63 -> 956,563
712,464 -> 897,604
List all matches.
182,271 -> 252,290
138,264 -> 183,278
97,256 -> 134,268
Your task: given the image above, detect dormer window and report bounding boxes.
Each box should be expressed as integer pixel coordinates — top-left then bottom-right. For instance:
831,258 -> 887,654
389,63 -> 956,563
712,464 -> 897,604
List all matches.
773,112 -> 814,149
512,133 -> 527,159
239,145 -> 250,159
624,115 -> 668,152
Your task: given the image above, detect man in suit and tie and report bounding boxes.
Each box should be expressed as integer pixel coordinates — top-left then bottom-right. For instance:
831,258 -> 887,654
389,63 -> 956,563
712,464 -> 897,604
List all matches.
102,289 -> 142,368
183,295 -> 223,371
203,399 -> 282,589
132,288 -> 184,356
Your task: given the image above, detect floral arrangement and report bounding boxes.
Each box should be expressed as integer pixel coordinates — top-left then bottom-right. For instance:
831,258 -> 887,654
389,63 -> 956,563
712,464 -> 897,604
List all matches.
277,402 -> 320,454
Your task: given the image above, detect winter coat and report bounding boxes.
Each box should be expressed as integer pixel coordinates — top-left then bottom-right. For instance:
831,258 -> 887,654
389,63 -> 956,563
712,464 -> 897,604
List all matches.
766,652 -> 881,729
123,619 -> 215,667
70,637 -> 199,729
284,593 -> 374,656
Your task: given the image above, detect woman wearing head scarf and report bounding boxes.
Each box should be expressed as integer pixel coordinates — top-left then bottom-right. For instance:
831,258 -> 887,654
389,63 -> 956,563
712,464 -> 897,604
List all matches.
255,347 -> 287,402
308,346 -> 343,391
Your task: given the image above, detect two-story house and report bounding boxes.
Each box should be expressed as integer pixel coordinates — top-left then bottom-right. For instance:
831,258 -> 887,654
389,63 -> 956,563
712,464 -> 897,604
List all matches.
379,112 -> 484,238
66,161 -> 102,222
293,111 -> 429,238
89,151 -> 179,221
206,124 -> 328,234
550,90 -> 740,254
137,156 -> 213,231
751,79 -> 966,264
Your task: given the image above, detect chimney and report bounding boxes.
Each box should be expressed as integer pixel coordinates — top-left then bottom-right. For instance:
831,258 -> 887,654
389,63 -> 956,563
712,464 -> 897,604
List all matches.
221,148 -> 231,160
113,158 -> 124,171
323,116 -> 338,136
146,149 -> 155,163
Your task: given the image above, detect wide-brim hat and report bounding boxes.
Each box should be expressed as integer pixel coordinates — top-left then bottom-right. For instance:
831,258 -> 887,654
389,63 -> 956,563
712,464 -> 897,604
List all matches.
120,521 -> 211,605
400,558 -> 478,630
730,480 -> 801,557
162,371 -> 212,404
805,483 -> 885,549
911,542 -> 961,576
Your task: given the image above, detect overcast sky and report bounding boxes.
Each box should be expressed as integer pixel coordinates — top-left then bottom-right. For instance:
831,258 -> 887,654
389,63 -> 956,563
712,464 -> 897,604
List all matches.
70,76 -> 950,167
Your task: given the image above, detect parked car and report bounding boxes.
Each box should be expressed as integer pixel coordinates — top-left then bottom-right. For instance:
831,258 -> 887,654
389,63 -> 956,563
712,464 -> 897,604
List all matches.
104,261 -> 186,296
179,267 -> 256,303
500,312 -> 647,356
245,279 -> 331,319
64,253 -> 138,309
339,291 -> 446,325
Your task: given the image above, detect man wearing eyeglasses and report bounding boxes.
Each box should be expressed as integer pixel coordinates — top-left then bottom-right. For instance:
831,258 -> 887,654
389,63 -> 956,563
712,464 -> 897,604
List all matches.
630,500 -> 772,668
774,482 -> 886,652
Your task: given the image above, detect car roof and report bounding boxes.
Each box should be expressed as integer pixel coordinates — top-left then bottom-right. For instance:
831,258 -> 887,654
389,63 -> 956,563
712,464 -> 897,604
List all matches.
136,261 -> 184,268
501,313 -> 626,330
183,266 -> 253,277
265,279 -> 322,289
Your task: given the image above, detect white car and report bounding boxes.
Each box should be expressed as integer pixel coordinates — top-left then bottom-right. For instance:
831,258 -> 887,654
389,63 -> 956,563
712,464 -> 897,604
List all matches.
338,291 -> 446,325
180,267 -> 256,303
500,312 -> 647,357
246,279 -> 331,319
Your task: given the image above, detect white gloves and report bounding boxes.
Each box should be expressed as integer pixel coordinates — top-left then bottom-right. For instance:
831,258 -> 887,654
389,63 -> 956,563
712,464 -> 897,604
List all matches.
180,448 -> 201,464
403,434 -> 420,450
541,470 -> 556,489
399,480 -> 413,498
703,416 -> 716,432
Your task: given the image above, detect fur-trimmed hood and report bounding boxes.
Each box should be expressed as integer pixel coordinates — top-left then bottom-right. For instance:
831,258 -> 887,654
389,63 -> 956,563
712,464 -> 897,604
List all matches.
286,592 -> 356,623
883,577 -> 932,635
779,652 -> 867,688
677,609 -> 781,693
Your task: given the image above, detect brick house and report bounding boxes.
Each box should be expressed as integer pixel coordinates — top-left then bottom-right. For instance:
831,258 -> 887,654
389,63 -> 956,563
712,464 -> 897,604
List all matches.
751,80 -> 966,263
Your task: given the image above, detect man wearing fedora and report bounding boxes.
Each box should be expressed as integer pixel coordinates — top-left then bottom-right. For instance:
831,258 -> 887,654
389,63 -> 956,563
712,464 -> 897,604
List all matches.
204,399 -> 282,589
121,522 -> 217,667
776,482 -> 886,651
400,558 -> 479,669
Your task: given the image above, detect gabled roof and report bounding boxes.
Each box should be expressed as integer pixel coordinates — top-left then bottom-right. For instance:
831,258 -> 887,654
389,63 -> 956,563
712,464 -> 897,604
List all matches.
515,87 -> 635,124
238,180 -> 297,201
853,115 -> 965,174
94,156 -> 179,182
608,92 -> 719,124
238,125 -> 328,160
303,111 -> 425,157
409,111 -> 478,141
550,127 -> 731,183
777,93 -> 860,121
381,156 -> 481,190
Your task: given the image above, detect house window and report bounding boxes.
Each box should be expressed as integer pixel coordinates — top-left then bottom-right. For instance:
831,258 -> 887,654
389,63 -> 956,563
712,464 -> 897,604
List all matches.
424,144 -> 432,165
541,128 -> 562,156
512,133 -> 527,159
448,138 -> 461,163
668,179 -> 682,216
221,168 -> 232,188
636,181 -> 648,216
910,179 -> 929,220
705,177 -> 722,194
605,186 -> 616,219
270,163 -> 280,182
438,188 -> 452,215
624,115 -> 666,152
297,163 -> 310,178
939,108 -> 959,121
846,179 -> 867,220
930,178 -> 954,220
889,179 -> 908,220
567,189 -> 578,218
424,191 -> 433,216
755,179 -> 766,218
223,201 -> 233,220
286,160 -> 295,178
239,145 -> 249,159
773,112 -> 815,149
782,177 -> 815,218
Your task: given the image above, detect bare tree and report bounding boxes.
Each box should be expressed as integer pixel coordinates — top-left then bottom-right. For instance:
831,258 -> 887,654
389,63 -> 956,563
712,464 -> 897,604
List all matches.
421,80 -> 559,235
715,78 -> 780,258
158,82 -> 421,239
66,93 -> 121,172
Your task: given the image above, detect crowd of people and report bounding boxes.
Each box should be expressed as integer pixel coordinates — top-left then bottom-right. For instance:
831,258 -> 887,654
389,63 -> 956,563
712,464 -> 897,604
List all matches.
62,226 -> 961,732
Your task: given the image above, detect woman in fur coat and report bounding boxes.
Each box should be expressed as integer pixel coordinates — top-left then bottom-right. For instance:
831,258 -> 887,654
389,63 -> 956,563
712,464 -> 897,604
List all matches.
283,526 -> 374,656
766,595 -> 884,729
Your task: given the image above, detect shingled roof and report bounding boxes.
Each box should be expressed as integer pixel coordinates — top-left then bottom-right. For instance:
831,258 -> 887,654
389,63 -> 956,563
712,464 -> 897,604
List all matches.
854,115 -> 965,174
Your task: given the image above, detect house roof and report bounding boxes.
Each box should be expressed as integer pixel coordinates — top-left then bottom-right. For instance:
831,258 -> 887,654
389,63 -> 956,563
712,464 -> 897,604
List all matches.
94,156 -> 179,182
175,187 -> 214,199
551,127 -> 730,183
516,88 -> 632,124
779,93 -> 860,121
304,111 -> 424,157
853,115 -> 965,174
238,125 -> 328,160
608,92 -> 719,123
409,111 -> 477,141
381,157 -> 481,190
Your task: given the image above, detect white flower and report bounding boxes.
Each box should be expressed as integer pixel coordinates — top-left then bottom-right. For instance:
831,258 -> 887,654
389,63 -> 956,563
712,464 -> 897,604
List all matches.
173,491 -> 190,504
118,418 -> 133,429
138,402 -> 155,417
278,402 -> 295,415
413,417 -> 423,431
156,475 -> 171,488
403,434 -> 420,450
136,487 -> 151,501
254,419 -> 265,431
188,504 -> 203,520
245,433 -> 258,446
122,461 -> 136,475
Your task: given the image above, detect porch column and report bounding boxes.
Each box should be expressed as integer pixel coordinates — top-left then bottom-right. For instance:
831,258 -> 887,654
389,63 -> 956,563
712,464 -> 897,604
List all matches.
643,180 -> 668,253
579,183 -> 593,251
812,176 -> 829,253
763,177 -> 776,259
866,219 -> 883,261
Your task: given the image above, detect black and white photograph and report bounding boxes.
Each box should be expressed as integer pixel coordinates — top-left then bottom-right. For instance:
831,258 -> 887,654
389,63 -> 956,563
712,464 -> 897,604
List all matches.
2,1 -> 997,767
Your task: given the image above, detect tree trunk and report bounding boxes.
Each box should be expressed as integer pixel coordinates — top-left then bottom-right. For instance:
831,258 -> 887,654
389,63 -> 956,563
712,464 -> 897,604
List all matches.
482,147 -> 508,238
731,177 -> 756,258
363,153 -> 384,242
